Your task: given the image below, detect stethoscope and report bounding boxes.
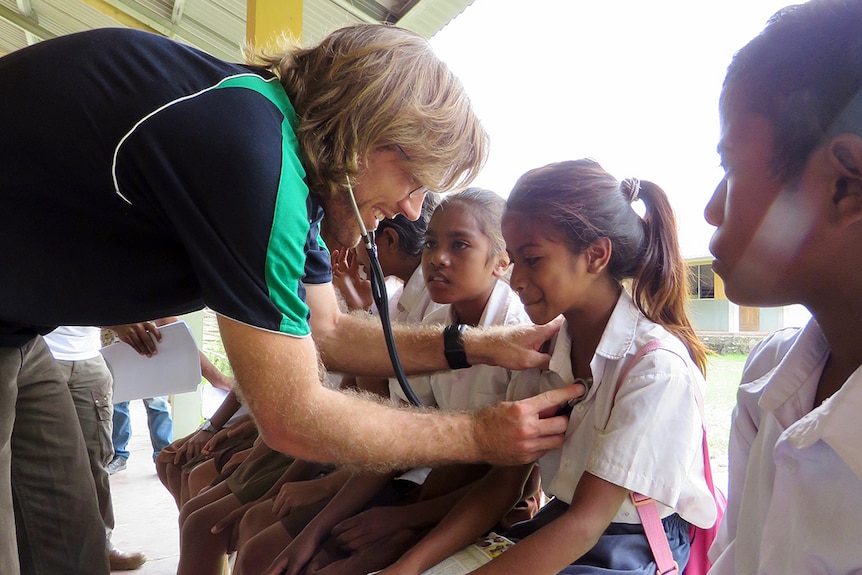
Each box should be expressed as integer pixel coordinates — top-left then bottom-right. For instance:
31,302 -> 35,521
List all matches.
345,177 -> 423,407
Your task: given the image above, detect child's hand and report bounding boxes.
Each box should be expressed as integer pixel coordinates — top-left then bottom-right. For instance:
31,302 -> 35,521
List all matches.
174,429 -> 214,463
272,479 -> 328,518
331,248 -> 373,312
331,506 -> 401,551
265,526 -> 322,575
211,501 -> 256,553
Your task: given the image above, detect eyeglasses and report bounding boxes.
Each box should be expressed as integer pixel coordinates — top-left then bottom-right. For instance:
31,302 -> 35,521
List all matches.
394,144 -> 426,199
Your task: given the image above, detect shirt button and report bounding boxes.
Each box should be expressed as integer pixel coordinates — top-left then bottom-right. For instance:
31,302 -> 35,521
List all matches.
576,404 -> 585,413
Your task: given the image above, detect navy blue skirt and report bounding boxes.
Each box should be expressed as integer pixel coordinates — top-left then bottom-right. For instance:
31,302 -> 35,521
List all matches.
505,498 -> 691,574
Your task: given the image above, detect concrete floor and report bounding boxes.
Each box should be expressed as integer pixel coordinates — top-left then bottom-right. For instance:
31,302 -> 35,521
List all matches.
109,401 -> 180,575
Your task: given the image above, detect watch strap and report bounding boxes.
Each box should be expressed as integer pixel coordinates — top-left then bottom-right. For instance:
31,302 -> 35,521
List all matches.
443,324 -> 472,370
198,419 -> 218,433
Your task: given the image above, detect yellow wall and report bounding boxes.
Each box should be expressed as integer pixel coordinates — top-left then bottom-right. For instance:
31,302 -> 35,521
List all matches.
247,0 -> 303,48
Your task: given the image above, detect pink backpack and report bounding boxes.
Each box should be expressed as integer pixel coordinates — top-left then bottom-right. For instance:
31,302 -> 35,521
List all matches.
617,340 -> 727,575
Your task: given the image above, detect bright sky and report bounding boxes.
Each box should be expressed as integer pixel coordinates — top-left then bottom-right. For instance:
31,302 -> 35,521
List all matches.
429,0 -> 792,257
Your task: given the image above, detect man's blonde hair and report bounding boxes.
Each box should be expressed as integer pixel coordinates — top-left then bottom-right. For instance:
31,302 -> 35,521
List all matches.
246,24 -> 488,199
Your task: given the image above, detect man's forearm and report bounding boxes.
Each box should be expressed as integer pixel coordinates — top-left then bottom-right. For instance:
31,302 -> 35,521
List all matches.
315,311 -> 447,377
316,312 -> 559,377
219,315 -> 576,472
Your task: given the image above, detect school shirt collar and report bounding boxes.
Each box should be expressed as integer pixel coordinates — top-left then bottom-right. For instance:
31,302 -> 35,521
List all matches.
441,280 -> 512,329
758,319 -> 828,428
759,318 -> 862,480
547,288 -> 639,388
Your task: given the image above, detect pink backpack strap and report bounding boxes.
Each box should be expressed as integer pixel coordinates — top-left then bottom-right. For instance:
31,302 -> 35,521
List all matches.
620,339 -> 716,575
616,340 -> 679,574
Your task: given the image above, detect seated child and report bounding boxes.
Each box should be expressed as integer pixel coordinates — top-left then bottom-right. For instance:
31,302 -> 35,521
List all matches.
257,188 -> 534,575
704,1 -> 862,572
228,198 -> 441,575
382,160 -> 717,575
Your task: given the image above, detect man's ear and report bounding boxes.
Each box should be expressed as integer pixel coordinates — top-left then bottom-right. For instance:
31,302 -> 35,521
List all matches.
827,134 -> 862,226
585,237 -> 612,274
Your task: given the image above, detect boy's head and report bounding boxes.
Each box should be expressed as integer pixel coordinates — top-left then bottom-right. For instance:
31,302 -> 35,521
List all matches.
707,0 -> 862,307
722,0 -> 862,184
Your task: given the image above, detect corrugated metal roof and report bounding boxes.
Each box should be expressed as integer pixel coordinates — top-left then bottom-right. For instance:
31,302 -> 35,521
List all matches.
0,0 -> 474,58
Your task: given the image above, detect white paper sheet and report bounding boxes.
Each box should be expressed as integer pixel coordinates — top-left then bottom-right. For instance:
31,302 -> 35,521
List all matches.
101,321 -> 202,403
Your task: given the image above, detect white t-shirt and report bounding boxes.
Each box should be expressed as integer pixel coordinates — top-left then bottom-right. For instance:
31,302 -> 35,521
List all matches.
708,320 -> 862,574
508,289 -> 715,528
407,279 -> 531,411
43,326 -> 102,361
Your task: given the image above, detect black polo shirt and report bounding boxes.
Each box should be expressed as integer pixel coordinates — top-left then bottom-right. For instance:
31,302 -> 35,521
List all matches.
0,28 -> 330,347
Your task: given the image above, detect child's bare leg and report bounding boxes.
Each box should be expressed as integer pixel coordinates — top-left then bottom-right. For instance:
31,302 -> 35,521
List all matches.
179,481 -> 231,530
177,491 -> 244,575
161,459 -> 185,508
234,521 -> 294,575
236,499 -> 280,552
187,458 -> 219,501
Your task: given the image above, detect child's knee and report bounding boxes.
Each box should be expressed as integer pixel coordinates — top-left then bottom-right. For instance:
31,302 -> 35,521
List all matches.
238,501 -> 271,536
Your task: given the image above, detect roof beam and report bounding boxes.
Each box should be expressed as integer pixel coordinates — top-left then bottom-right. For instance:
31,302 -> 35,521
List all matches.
326,0 -> 379,24
15,0 -> 33,18
397,0 -> 474,37
78,0 -> 161,33
0,3 -> 55,40
171,0 -> 186,25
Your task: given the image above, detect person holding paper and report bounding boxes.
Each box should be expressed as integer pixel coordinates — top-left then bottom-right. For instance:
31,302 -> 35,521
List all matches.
104,318 -> 179,474
0,24 -> 579,574
42,326 -> 148,571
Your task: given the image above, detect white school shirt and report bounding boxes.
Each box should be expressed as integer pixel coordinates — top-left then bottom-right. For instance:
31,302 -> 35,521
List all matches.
408,279 -> 531,411
708,320 -> 862,574
508,289 -> 715,528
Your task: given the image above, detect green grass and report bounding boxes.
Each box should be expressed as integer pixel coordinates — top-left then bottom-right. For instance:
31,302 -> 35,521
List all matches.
704,353 -> 747,471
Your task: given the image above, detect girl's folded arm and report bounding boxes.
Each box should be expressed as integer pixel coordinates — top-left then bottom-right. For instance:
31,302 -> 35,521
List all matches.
383,464 -> 532,575
473,472 -> 628,575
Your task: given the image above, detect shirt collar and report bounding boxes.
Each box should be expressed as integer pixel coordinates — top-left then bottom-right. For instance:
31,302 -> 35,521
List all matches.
594,288 -> 640,361
547,288 -> 636,385
771,320 -> 862,480
816,368 -> 862,480
759,319 -> 829,427
442,280 -> 512,329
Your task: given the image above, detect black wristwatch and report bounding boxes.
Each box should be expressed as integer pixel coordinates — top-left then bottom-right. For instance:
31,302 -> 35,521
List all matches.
443,324 -> 472,369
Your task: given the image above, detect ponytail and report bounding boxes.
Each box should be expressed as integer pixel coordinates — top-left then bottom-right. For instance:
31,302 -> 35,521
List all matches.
633,181 -> 708,374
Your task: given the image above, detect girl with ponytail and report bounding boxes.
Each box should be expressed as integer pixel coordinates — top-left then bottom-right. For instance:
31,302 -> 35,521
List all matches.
382,159 -> 717,575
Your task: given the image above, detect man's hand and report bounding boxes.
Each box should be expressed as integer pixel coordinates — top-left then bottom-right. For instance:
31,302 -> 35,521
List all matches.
108,321 -> 163,357
472,384 -> 585,465
465,316 -> 564,371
